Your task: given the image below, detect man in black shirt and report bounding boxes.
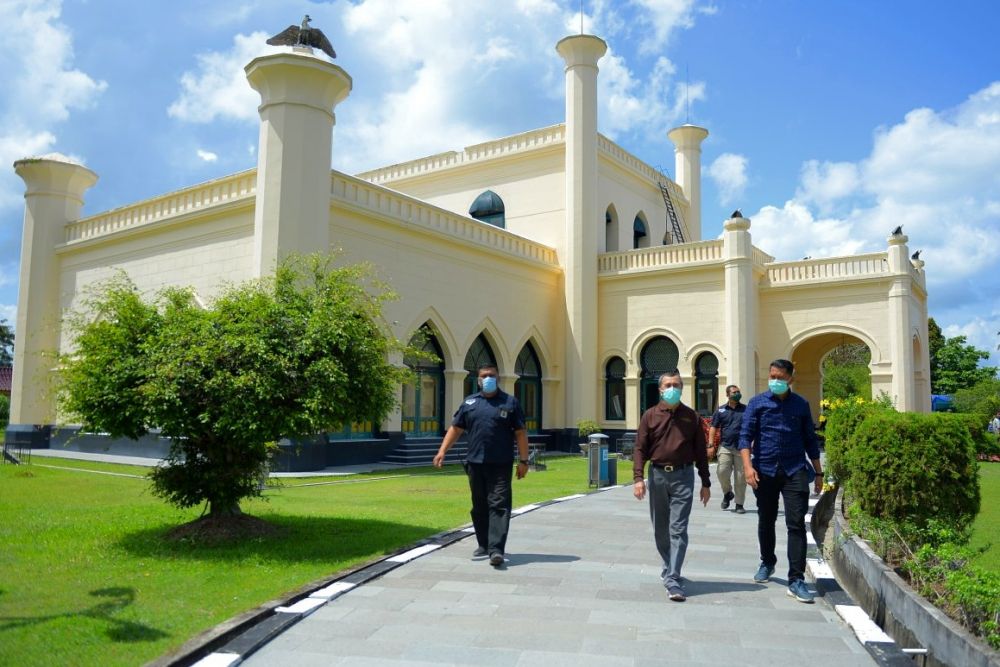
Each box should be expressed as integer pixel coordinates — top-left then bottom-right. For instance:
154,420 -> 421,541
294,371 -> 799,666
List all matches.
433,365 -> 530,568
709,385 -> 747,513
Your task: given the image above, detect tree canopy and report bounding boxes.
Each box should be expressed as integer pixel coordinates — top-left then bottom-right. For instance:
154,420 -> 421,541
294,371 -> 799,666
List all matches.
59,255 -> 414,517
0,318 -> 13,366
822,343 -> 872,401
927,317 -> 998,395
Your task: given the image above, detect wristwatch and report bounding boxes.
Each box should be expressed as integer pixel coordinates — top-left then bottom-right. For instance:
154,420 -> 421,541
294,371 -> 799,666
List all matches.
518,459 -> 529,465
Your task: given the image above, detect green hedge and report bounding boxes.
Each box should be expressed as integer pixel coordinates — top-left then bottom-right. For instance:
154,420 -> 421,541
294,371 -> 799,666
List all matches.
949,413 -> 1000,459
844,411 -> 980,527
823,397 -> 895,482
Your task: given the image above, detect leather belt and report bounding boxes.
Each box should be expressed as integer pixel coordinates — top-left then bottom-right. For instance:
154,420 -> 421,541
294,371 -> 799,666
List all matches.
651,462 -> 693,472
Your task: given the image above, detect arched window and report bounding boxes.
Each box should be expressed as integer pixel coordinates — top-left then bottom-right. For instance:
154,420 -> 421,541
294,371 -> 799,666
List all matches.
633,215 -> 649,249
514,343 -> 542,433
605,356 -> 626,421
469,190 -> 505,228
402,326 -> 445,437
463,334 -> 498,396
639,336 -> 679,412
694,352 -> 719,416
605,206 -> 619,252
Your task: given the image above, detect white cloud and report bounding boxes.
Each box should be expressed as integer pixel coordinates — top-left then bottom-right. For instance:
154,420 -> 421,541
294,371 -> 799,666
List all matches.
0,304 -> 15,326
628,0 -> 700,50
196,149 -> 218,163
0,1 -> 105,211
167,32 -> 282,123
943,314 -> 1000,368
707,152 -> 748,206
748,80 -> 1000,346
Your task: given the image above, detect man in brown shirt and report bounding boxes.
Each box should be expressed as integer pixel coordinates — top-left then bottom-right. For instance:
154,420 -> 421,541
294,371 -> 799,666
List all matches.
633,369 -> 711,601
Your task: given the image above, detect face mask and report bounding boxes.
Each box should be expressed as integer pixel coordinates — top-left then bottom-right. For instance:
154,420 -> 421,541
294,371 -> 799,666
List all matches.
660,387 -> 682,405
480,376 -> 498,393
730,392 -> 742,402
768,379 -> 789,395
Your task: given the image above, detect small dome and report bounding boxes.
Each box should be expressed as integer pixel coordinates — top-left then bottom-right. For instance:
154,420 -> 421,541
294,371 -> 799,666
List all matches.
469,190 -> 505,217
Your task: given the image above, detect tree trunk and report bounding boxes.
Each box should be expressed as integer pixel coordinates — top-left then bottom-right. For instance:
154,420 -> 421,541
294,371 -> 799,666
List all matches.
208,501 -> 242,517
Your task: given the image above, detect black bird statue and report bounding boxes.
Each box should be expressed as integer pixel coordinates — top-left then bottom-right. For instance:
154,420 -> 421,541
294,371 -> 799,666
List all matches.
911,249 -> 922,260
891,225 -> 903,236
267,15 -> 337,59
731,209 -> 743,219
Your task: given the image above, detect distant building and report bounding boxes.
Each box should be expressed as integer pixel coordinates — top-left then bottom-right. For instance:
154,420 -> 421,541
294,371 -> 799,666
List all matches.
9,34 -> 930,467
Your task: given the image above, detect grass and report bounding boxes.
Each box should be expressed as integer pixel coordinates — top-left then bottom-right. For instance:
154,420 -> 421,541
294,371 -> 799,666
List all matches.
970,462 -> 1000,572
0,455 -> 632,667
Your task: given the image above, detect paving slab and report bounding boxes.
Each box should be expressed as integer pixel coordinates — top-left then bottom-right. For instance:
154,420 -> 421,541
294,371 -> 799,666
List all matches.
241,482 -> 876,666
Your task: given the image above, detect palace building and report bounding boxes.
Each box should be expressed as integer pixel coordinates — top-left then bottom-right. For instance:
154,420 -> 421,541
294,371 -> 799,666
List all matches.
9,34 -> 931,468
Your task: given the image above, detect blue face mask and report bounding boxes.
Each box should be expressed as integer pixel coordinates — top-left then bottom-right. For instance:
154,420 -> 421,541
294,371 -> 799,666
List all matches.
660,386 -> 682,405
768,378 -> 789,395
480,376 -> 498,393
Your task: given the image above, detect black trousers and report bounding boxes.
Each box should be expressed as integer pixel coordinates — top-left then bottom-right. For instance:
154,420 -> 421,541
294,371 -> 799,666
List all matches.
466,461 -> 513,555
753,468 -> 810,582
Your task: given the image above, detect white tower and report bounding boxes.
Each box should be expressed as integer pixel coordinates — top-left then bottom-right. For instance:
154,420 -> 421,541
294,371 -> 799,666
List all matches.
556,34 -> 607,429
245,49 -> 352,276
667,124 -> 709,241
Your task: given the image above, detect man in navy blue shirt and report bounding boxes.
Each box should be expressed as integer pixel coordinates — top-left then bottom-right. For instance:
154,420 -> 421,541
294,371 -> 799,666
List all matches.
433,364 -> 529,568
739,359 -> 823,603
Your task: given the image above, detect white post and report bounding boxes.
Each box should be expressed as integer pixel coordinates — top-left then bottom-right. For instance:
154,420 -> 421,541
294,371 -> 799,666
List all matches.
722,213 -> 757,395
887,233 -> 916,410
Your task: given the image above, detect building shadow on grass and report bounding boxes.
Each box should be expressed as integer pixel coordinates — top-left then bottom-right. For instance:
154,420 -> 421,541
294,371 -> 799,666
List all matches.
0,587 -> 169,642
117,515 -> 446,565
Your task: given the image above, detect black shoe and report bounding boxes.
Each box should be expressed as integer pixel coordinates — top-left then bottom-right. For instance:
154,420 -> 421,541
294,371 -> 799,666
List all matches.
734,504 -> 746,514
473,546 -> 488,558
489,552 -> 504,567
721,491 -> 734,510
667,586 -> 686,602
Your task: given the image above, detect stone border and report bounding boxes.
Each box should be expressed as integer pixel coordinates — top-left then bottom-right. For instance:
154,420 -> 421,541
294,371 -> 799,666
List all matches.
828,487 -> 1000,667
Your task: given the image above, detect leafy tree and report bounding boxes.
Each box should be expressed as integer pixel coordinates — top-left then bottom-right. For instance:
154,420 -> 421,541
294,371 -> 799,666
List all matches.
931,334 -> 997,395
951,378 -> 1000,419
0,318 -> 13,366
59,255 -> 413,518
822,343 -> 871,400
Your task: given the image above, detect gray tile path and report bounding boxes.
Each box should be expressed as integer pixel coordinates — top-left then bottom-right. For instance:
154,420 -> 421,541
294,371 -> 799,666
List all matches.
241,481 -> 876,666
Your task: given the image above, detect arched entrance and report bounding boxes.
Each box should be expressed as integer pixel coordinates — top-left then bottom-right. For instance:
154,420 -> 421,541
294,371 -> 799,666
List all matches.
639,336 -> 679,413
514,342 -> 543,433
694,352 -> 719,416
791,330 -> 874,418
463,333 -> 498,397
402,326 -> 445,437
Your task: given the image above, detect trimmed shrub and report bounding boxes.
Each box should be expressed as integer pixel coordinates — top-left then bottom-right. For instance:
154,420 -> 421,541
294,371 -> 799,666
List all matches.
844,412 -> 980,527
949,413 -> 1000,459
823,396 -> 895,482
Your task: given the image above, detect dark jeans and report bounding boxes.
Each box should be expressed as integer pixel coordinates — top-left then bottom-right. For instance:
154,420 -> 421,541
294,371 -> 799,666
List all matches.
753,468 -> 810,582
466,461 -> 513,555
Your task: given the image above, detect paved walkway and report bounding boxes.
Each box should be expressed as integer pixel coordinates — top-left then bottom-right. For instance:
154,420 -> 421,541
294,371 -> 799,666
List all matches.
237,479 -> 876,667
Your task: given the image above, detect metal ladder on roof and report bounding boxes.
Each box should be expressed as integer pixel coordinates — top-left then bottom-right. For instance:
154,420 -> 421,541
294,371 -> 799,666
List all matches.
658,181 -> 685,245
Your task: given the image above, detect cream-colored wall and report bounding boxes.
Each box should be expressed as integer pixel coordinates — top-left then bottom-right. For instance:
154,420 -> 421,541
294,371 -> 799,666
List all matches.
330,203 -> 564,428
598,265 -> 726,428
598,157 -> 675,253
57,211 -> 256,353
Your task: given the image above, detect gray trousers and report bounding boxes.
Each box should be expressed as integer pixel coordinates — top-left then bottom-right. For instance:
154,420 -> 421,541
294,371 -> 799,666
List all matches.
648,465 -> 695,588
716,446 -> 746,505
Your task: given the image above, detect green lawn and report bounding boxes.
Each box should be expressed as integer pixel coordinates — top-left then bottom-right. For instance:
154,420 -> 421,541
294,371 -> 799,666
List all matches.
971,461 -> 1000,572
0,455 -> 630,667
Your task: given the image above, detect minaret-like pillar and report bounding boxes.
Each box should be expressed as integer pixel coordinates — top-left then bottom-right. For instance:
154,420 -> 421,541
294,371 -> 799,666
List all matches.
11,158 -> 98,426
887,233 -> 916,410
246,50 -> 352,276
556,34 -> 607,428
667,124 -> 709,241
722,213 -> 758,395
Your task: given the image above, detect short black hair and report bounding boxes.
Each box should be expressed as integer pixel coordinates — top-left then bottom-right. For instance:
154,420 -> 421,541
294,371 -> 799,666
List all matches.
725,384 -> 739,395
769,358 -> 795,376
477,364 -> 498,374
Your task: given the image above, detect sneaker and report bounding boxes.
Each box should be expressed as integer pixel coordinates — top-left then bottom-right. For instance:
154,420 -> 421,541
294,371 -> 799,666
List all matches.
787,579 -> 815,603
721,491 -> 734,510
753,563 -> 775,583
667,586 -> 686,602
472,546 -> 488,558
734,504 -> 746,514
489,552 -> 504,567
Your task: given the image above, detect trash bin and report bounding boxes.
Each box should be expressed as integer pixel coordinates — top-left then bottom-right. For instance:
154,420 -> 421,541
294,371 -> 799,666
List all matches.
607,453 -> 618,486
587,433 -> 609,487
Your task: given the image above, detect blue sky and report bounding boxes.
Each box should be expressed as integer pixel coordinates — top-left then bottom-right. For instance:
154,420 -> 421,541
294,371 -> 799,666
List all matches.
2,0 -> 999,366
